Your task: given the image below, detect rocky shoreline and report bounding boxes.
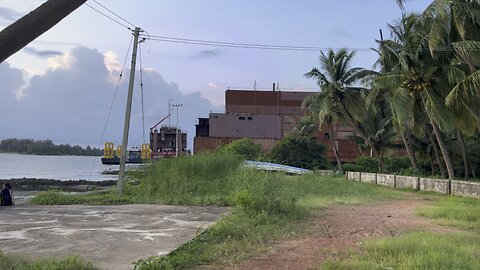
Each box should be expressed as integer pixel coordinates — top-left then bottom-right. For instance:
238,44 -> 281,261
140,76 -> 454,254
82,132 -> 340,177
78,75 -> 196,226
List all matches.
0,178 -> 116,192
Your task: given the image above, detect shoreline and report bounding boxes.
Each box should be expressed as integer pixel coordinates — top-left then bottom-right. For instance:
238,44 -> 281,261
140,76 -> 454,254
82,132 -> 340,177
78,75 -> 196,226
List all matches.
0,178 -> 116,192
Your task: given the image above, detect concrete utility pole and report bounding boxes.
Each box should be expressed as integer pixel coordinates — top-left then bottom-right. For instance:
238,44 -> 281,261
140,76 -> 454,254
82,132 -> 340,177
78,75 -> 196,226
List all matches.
117,27 -> 141,195
172,104 -> 183,157
0,0 -> 87,63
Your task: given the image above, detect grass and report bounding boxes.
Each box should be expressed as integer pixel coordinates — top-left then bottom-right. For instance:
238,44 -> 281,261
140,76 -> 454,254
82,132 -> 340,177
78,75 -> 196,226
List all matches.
0,251 -> 96,270
416,196 -> 480,232
30,190 -> 133,205
30,152 -> 398,269
322,231 -> 480,270
321,193 -> 480,270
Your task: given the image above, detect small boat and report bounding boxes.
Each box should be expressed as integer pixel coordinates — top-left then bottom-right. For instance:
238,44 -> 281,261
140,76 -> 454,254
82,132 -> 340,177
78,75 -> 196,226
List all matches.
101,143 -> 150,165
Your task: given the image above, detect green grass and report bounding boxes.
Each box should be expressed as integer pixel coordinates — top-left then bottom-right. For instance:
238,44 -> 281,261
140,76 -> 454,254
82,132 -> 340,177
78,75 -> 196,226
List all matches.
416,196 -> 480,232
322,231 -> 480,270
0,251 -> 96,270
30,190 -> 133,205
28,152 -> 399,269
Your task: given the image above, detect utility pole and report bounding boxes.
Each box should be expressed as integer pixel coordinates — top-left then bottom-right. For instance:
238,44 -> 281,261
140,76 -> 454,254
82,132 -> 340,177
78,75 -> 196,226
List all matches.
117,27 -> 141,195
0,0 -> 87,63
172,104 -> 183,157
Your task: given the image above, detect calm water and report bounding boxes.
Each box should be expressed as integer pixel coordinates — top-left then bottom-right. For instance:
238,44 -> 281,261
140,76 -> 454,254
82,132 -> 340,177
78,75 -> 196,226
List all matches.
0,153 -> 129,181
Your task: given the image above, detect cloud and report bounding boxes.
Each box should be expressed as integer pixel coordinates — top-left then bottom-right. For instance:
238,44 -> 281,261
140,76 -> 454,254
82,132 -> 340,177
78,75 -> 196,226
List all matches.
0,7 -> 21,22
23,47 -> 63,59
0,62 -> 24,102
191,49 -> 221,59
0,46 -> 213,149
208,82 -> 223,89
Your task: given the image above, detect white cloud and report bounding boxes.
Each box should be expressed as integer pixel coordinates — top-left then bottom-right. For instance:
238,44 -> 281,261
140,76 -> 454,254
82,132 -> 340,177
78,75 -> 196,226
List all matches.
103,51 -> 121,72
47,51 -> 75,70
0,46 -> 212,149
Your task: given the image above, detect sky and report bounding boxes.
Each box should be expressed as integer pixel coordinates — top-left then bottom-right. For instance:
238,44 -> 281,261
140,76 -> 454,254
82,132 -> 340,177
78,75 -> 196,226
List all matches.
0,0 -> 432,150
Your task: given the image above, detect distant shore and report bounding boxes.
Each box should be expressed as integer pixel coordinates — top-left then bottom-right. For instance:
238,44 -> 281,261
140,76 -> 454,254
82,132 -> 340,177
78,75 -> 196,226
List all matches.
0,178 -> 116,192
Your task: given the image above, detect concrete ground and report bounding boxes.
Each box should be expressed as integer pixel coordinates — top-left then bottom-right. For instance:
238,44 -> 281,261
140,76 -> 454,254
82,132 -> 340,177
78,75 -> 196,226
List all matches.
0,204 -> 228,270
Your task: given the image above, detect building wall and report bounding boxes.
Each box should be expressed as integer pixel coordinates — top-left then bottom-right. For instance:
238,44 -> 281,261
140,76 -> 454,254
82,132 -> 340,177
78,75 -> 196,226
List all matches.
194,89 -> 362,162
225,90 -> 310,115
194,137 -> 280,153
209,113 -> 282,139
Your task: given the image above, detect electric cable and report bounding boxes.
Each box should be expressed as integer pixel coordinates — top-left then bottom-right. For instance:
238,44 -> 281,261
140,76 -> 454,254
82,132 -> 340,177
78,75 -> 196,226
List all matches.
91,0 -> 136,28
88,36 -> 133,181
84,2 -> 132,30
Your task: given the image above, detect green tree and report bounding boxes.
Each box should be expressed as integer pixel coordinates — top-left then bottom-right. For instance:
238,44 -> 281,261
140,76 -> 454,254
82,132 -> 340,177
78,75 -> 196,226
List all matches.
304,49 -> 382,170
267,135 -> 329,170
218,138 -> 263,160
302,93 -> 344,173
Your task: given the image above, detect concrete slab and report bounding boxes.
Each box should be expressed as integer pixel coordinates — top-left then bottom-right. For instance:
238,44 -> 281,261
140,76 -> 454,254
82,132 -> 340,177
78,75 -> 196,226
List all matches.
0,204 -> 228,270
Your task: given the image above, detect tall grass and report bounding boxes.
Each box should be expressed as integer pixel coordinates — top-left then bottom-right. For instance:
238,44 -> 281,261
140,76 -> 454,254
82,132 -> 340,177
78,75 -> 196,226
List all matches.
130,153 -> 397,269
322,231 -> 480,270
30,152 -> 398,269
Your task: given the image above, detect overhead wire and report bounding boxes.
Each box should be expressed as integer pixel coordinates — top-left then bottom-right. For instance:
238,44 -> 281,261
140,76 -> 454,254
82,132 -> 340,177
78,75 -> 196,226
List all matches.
88,36 -> 133,181
84,2 -> 132,30
141,35 -> 473,53
139,44 -> 146,144
90,0 -> 136,29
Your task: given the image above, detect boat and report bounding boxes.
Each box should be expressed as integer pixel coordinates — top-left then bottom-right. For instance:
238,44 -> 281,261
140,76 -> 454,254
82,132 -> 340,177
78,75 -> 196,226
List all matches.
101,143 -> 150,165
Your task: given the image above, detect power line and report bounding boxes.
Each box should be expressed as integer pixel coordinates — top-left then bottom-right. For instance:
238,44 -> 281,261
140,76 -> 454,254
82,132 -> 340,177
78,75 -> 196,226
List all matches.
142,34 -> 473,53
90,0 -> 136,28
145,37 -> 369,52
84,2 -> 132,30
88,36 -> 133,181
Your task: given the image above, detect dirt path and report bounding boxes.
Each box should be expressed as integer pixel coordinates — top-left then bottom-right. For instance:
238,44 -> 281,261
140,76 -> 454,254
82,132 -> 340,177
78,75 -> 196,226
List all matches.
231,194 -> 446,270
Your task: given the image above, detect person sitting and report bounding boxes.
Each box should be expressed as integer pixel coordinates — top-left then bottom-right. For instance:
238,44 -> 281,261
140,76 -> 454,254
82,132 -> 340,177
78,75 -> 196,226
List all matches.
1,183 -> 14,206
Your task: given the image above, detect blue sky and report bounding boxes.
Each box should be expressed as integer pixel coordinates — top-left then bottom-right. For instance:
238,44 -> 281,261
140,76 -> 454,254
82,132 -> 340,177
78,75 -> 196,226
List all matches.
0,0 -> 431,148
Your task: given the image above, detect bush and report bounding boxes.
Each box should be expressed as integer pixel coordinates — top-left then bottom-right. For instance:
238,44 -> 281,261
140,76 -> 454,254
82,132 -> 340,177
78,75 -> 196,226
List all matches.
385,157 -> 411,174
218,138 -> 263,160
266,135 -> 329,170
342,163 -> 364,172
355,157 -> 379,173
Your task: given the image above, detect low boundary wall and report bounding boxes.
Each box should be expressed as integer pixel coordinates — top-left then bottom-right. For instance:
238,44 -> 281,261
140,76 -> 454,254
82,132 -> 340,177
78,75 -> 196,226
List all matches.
346,171 -> 480,199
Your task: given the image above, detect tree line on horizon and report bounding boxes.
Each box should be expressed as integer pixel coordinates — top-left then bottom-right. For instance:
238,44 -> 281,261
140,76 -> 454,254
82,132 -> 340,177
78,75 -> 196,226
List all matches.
301,0 -> 480,183
0,138 -> 102,156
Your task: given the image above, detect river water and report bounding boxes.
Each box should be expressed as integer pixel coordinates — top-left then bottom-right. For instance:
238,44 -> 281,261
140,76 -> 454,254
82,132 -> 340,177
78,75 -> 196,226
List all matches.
0,153 -> 126,181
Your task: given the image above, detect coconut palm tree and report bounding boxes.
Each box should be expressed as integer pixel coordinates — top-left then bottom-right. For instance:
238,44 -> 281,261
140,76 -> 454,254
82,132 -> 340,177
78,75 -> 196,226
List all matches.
374,13 -> 459,181
302,93 -> 344,173
304,49 -> 382,170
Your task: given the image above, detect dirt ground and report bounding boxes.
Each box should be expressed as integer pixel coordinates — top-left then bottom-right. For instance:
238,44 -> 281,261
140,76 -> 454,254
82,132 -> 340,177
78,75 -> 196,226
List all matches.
231,194 -> 447,270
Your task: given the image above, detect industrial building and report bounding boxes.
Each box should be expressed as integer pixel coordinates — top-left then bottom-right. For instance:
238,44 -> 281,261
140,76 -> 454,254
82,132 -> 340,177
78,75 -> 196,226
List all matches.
150,127 -> 187,158
194,86 -> 361,162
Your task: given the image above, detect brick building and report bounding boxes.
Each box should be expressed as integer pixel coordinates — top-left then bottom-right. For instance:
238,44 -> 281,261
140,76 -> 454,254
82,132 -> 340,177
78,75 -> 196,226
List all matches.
194,87 -> 361,162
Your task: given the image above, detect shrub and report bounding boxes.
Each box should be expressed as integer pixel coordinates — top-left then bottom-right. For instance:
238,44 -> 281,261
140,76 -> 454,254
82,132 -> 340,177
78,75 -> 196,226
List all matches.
342,163 -> 364,172
355,157 -> 379,173
385,157 -> 411,174
266,135 -> 329,170
218,138 -> 263,160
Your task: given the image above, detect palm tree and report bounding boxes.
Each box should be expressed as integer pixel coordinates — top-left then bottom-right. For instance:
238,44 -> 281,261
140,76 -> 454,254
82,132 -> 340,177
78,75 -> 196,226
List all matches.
349,104 -> 401,172
302,93 -> 344,173
304,49 -> 383,170
374,13 -> 459,181
0,0 -> 87,63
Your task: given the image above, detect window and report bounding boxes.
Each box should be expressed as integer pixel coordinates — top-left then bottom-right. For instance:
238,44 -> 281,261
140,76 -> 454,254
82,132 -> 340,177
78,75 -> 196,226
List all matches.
213,116 -> 218,119
247,117 -> 253,120
239,117 -> 246,120
324,132 -> 330,140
